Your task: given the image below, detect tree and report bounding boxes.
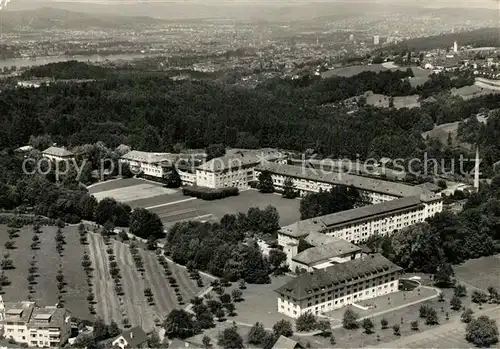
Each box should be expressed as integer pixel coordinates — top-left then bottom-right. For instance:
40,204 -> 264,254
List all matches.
450,295 -> 462,311
224,303 -> 236,316
362,318 -> 374,334
205,144 -> 226,161
238,279 -> 246,289
202,335 -> 211,348
257,171 -> 274,193
220,293 -> 231,304
273,319 -> 293,337
231,289 -> 243,302
317,320 -> 331,337
425,308 -> 439,325
299,187 -> 365,220
268,249 -> 287,271
392,324 -> 401,336
411,320 -> 419,331
217,327 -> 244,349
472,290 -> 489,304
215,308 -> 226,322
262,332 -> 278,349
434,263 -> 455,287
147,331 -> 162,348
465,316 -> 499,347
343,308 -> 359,329
488,286 -> 499,303
282,178 -> 297,199
4,240 -> 15,250
129,208 -> 163,239
380,318 -> 389,329
454,284 -> 467,297
164,166 -> 182,188
93,317 -> 109,341
461,308 -> 474,323
296,312 -> 317,332
329,335 -> 336,345
248,322 -> 266,345
164,309 -> 196,339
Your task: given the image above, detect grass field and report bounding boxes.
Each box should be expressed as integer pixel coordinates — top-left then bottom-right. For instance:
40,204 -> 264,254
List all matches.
454,254 -> 500,291
421,121 -> 460,146
0,224 -> 209,331
148,190 -> 301,227
365,93 -> 421,109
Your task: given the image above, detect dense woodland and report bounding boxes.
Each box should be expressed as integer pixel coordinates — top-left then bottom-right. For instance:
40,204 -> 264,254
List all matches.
165,206 -> 284,283
380,27 -> 500,53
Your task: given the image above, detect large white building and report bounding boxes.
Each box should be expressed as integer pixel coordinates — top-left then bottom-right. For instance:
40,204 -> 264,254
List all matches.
279,195 -> 442,249
0,299 -> 71,348
275,254 -> 402,318
255,163 -> 441,204
196,150 -> 287,189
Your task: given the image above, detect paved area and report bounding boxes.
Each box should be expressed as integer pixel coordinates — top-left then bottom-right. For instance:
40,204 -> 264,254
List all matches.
92,183 -> 178,202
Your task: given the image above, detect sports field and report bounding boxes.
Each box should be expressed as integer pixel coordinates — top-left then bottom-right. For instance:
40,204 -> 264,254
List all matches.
148,190 -> 301,227
89,179 -> 301,227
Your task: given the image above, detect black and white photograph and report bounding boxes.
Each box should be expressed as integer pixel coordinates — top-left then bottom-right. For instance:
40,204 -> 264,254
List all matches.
0,0 -> 499,348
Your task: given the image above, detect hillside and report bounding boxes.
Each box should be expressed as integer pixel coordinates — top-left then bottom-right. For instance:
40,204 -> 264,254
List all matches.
0,7 -> 166,30
5,0 -> 498,21
381,27 -> 500,52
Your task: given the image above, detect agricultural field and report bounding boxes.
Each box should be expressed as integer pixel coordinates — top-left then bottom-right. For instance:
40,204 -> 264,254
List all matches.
365,93 -> 421,109
0,224 -> 210,331
421,121 -> 460,147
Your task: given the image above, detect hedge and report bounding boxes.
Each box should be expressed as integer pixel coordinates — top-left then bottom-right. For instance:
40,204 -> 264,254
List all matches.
182,186 -> 239,200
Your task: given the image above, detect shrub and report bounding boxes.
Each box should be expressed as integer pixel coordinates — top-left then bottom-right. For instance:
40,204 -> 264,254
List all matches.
182,186 -> 239,200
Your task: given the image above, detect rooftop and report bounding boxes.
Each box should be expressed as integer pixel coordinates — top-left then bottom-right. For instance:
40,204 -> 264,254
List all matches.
280,196 -> 423,238
275,254 -> 402,301
115,327 -> 148,348
256,163 -> 439,201
121,150 -> 174,165
28,308 -> 70,329
292,238 -> 362,266
2,302 -> 35,323
197,153 -> 261,172
42,146 -> 74,158
272,335 -> 303,349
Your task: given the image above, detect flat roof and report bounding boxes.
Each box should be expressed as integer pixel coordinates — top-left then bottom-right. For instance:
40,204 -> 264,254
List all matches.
275,254 -> 402,301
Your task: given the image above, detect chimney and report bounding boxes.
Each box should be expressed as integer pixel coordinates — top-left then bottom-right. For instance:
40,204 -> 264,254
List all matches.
474,147 -> 480,189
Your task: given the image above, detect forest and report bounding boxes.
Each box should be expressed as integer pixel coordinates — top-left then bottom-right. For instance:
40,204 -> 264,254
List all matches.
380,27 -> 500,53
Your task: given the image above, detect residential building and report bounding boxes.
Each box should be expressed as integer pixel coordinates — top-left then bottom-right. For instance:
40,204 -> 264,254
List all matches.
374,35 -> 380,45
275,254 -> 402,318
0,300 -> 71,348
111,327 -> 148,349
272,336 -> 304,349
279,195 -> 442,248
255,163 -> 441,204
41,146 -> 75,162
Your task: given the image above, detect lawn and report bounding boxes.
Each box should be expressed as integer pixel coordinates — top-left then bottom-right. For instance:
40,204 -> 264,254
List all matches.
365,93 -> 420,109
454,254 -> 500,291
150,190 -> 301,228
304,281 -> 496,348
